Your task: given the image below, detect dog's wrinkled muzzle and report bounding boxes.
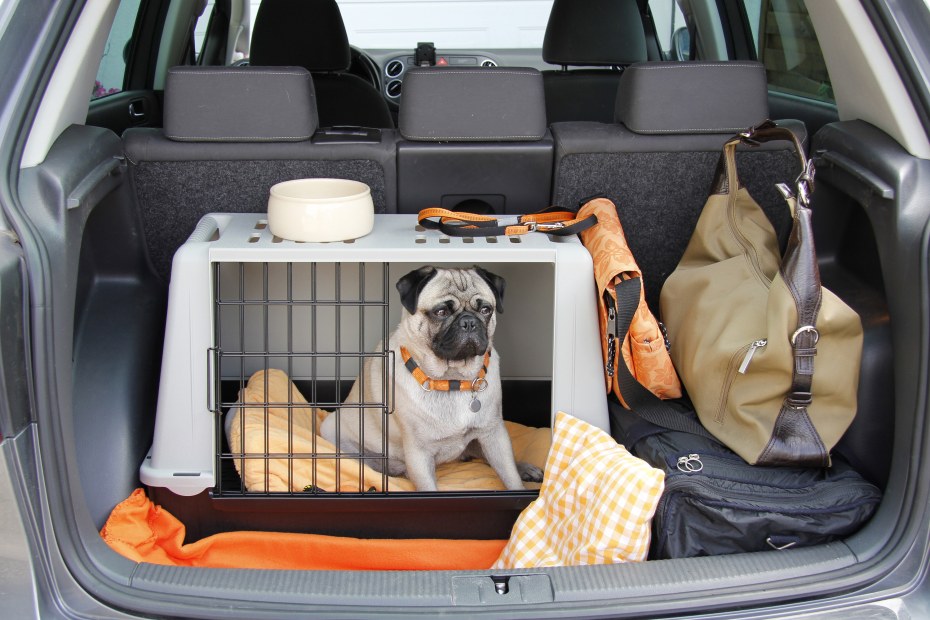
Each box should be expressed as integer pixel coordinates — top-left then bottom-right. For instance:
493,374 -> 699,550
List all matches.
432,311 -> 489,361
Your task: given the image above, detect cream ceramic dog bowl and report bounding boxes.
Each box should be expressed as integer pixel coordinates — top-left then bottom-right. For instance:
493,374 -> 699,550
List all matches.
267,178 -> 374,242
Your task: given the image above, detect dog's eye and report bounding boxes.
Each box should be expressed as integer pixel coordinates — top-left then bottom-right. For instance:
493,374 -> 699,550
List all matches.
433,307 -> 449,318
479,306 -> 493,316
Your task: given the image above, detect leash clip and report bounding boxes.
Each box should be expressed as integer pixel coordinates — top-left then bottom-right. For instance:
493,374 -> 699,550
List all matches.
527,221 -> 565,232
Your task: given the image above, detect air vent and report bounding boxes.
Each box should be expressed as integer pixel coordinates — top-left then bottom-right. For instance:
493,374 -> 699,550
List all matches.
386,80 -> 402,98
385,59 -> 404,78
481,59 -> 497,67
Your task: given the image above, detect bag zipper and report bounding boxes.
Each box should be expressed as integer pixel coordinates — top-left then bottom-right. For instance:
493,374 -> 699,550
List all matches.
713,338 -> 767,423
654,462 -> 881,541
713,343 -> 750,424
738,339 -> 768,374
658,321 -> 671,352
726,189 -> 772,286
605,294 -> 617,378
666,451 -> 864,488
661,466 -> 880,510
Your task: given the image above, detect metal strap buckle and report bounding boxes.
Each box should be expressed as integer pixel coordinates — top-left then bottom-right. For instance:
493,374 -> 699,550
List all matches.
796,159 -> 816,207
787,391 -> 813,408
791,325 -> 820,346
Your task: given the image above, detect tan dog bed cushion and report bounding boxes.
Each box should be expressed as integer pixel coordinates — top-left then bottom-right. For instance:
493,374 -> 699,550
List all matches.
225,369 -> 551,492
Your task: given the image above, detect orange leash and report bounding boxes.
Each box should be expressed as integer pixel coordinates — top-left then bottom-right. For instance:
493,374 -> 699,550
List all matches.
417,207 -> 598,237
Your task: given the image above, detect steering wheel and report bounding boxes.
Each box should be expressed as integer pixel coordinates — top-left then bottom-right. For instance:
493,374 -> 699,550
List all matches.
234,47 -> 381,90
349,46 -> 383,91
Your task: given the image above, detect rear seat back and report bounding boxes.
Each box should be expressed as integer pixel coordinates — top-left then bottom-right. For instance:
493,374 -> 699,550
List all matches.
396,66 -> 551,214
551,61 -> 807,313
123,65 -> 398,282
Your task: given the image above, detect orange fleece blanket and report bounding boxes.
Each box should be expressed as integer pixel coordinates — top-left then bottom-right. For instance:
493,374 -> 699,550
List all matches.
101,489 -> 507,570
227,369 -> 551,492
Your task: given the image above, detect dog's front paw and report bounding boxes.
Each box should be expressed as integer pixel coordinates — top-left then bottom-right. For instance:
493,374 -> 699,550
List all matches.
517,461 -> 544,483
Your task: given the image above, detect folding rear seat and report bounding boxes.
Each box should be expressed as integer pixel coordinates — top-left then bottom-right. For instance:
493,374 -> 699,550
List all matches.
550,61 -> 807,313
122,65 -> 398,282
395,66 -> 551,215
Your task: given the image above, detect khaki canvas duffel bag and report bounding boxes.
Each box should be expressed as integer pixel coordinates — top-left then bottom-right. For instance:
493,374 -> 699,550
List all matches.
660,120 -> 863,467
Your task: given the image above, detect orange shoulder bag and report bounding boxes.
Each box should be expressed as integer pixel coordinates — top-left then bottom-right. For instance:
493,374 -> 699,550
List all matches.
576,197 -> 682,407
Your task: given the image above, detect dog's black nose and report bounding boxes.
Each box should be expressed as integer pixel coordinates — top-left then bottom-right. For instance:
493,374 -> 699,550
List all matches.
458,313 -> 478,332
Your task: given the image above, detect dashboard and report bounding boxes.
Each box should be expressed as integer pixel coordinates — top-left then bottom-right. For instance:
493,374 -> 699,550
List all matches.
381,53 -> 500,100
365,48 -> 550,102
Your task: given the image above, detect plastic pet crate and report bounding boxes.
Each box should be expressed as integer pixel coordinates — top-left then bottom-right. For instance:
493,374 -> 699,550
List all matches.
140,213 -> 606,536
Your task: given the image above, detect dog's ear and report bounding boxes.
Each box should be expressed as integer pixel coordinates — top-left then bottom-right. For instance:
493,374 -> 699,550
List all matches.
396,266 -> 438,314
473,266 -> 505,314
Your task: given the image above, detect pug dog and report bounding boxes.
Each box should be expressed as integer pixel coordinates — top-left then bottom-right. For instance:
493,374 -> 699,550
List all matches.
320,266 -> 543,491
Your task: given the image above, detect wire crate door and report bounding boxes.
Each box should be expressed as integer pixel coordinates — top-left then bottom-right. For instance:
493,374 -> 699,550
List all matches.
213,261 -> 394,495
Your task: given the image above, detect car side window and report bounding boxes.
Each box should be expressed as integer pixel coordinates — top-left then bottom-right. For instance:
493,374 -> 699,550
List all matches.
194,1 -> 215,53
742,0 -> 834,103
648,0 -> 690,60
93,0 -> 143,100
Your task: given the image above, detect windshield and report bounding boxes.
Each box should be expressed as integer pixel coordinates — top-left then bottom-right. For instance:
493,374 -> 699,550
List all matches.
194,1 -> 688,61
333,0 -> 555,49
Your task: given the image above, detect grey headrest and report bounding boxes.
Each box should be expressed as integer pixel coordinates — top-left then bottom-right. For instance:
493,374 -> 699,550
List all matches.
164,66 -> 318,142
399,67 -> 547,141
543,0 -> 647,67
615,61 -> 769,134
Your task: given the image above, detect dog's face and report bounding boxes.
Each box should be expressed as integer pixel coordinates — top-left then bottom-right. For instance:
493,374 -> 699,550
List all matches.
396,266 -> 505,362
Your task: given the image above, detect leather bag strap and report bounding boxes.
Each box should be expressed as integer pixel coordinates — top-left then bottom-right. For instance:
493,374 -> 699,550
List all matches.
732,119 -> 807,162
761,162 -> 828,466
714,119 -> 808,195
608,277 -> 715,441
725,120 -> 829,467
